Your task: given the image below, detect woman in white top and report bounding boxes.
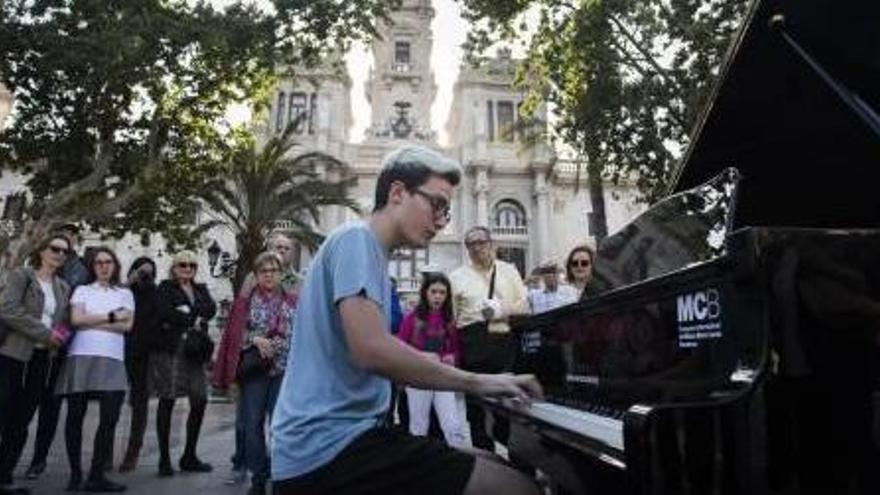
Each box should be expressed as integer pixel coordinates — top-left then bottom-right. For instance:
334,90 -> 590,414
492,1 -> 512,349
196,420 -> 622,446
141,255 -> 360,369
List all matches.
56,247 -> 134,493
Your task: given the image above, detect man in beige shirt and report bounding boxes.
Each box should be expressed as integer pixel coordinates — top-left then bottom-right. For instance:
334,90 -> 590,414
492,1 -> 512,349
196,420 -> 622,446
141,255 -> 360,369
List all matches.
449,226 -> 529,451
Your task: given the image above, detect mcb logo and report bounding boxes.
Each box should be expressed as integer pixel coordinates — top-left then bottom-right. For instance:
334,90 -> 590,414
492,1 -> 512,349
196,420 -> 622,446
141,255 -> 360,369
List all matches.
677,288 -> 721,322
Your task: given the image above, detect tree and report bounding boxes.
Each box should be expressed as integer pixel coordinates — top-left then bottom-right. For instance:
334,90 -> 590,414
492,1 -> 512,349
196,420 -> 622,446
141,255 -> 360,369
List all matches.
0,0 -> 397,267
460,0 -> 749,232
197,122 -> 360,293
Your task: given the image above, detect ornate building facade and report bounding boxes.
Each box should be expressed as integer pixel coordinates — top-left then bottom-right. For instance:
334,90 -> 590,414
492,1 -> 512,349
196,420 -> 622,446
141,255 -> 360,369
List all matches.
0,2 -> 643,303
268,0 -> 642,293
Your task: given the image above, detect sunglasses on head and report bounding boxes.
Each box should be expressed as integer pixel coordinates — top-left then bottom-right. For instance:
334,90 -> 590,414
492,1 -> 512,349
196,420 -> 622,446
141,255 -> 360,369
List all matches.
48,245 -> 69,255
176,262 -> 197,269
570,259 -> 591,268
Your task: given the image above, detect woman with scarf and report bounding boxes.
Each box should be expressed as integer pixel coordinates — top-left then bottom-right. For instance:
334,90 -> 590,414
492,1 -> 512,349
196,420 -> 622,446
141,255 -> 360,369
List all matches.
213,252 -> 296,495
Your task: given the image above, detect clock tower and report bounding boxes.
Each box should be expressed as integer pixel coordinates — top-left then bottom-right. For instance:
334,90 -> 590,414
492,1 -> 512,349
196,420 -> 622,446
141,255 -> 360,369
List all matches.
364,0 -> 437,143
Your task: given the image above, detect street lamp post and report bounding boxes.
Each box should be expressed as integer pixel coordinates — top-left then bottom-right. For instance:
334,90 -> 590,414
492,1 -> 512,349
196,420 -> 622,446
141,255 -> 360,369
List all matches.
207,239 -> 236,278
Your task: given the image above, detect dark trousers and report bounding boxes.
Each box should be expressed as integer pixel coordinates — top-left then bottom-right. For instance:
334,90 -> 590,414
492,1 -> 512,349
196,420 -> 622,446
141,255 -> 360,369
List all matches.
0,351 -> 51,483
459,323 -> 514,451
241,374 -> 281,484
65,391 -> 125,481
122,351 -> 151,460
231,394 -> 246,469
157,396 -> 207,464
29,351 -> 65,467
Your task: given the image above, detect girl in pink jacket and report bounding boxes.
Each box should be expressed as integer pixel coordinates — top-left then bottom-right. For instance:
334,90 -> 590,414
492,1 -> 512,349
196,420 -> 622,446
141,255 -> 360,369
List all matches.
397,272 -> 470,448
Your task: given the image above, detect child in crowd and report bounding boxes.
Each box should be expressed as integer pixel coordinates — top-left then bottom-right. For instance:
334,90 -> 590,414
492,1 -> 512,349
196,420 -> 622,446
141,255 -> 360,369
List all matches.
397,272 -> 471,448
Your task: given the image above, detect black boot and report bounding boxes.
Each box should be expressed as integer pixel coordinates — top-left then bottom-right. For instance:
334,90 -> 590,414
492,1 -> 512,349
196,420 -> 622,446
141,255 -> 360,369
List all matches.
247,480 -> 265,495
178,456 -> 212,473
179,398 -> 211,473
24,461 -> 46,480
82,474 -> 126,492
65,470 -> 82,492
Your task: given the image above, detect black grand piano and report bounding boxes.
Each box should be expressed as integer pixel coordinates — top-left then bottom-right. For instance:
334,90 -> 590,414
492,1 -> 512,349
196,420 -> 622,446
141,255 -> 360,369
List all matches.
483,0 -> 880,493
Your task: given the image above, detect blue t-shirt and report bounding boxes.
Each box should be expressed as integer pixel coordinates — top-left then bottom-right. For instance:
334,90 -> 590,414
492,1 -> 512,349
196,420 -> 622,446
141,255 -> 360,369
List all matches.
271,221 -> 392,480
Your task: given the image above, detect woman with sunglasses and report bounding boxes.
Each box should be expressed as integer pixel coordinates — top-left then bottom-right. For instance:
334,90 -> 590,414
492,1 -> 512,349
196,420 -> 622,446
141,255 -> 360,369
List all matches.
153,250 -> 217,477
565,244 -> 596,299
0,234 -> 70,495
55,247 -> 133,492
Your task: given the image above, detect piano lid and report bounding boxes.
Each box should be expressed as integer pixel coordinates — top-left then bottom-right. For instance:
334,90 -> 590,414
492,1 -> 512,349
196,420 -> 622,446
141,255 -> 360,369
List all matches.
671,0 -> 880,229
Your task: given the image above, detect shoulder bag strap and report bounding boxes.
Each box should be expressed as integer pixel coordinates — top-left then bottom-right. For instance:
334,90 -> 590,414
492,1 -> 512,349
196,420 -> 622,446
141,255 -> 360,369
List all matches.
488,264 -> 497,300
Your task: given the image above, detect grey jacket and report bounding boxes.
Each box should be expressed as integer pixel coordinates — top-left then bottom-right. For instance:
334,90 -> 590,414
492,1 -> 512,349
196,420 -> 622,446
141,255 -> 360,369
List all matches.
0,267 -> 70,362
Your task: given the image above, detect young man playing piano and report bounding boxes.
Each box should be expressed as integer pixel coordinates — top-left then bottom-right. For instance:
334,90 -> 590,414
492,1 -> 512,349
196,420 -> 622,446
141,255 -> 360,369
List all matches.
271,145 -> 544,495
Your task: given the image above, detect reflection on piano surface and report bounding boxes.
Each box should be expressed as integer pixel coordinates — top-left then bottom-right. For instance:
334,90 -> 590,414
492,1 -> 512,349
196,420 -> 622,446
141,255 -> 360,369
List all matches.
481,0 -> 880,493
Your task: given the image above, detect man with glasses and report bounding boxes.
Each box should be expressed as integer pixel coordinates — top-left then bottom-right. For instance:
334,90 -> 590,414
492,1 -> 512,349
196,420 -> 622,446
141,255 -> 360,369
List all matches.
272,145 -> 543,495
527,260 -> 579,315
450,226 -> 529,452
238,233 -> 299,298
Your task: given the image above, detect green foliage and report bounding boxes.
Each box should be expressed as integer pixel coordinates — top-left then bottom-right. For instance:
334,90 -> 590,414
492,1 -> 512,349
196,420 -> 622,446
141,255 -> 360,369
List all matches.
460,0 -> 748,203
198,120 -> 360,292
0,0 -> 396,264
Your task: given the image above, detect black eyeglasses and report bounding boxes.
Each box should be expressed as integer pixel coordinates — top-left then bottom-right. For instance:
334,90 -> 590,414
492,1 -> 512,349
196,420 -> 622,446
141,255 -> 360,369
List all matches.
410,188 -> 451,222
48,245 -> 70,256
176,262 -> 197,269
570,259 -> 591,268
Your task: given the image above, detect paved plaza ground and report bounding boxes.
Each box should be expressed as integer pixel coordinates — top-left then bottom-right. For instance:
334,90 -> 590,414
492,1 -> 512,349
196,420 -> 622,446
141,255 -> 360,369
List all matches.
11,397 -> 249,494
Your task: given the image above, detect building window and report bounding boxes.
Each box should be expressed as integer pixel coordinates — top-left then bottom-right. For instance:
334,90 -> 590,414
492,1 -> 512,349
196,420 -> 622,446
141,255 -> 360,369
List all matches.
492,199 -> 527,236
288,92 -> 308,133
496,100 -> 515,142
1,193 -> 26,222
275,91 -> 286,133
394,41 -> 411,71
390,247 -> 429,293
486,101 -> 495,141
487,99 -> 517,142
496,246 -> 526,278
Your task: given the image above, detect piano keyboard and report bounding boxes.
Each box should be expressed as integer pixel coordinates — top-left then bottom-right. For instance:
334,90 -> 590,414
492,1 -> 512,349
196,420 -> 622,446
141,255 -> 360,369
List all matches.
527,401 -> 625,451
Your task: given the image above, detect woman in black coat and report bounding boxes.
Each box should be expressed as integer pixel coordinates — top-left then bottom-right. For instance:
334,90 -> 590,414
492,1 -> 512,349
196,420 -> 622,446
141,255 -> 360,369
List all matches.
151,251 -> 216,477
119,257 -> 160,472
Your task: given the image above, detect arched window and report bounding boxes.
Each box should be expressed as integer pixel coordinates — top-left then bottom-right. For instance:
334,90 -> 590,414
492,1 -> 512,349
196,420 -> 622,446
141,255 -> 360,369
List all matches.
492,199 -> 527,235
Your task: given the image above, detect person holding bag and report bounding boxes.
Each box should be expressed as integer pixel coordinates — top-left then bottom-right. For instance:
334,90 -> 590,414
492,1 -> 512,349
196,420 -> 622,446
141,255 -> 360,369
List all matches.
213,252 -> 296,495
153,250 -> 216,477
449,226 -> 529,452
0,234 -> 69,495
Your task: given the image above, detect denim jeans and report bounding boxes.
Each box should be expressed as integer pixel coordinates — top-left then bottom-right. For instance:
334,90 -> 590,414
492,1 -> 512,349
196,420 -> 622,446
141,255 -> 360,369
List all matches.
230,396 -> 245,469
241,373 -> 281,484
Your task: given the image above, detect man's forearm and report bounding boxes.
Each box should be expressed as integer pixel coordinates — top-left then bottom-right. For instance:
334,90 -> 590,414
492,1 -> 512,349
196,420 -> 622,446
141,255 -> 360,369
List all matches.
360,332 -> 478,393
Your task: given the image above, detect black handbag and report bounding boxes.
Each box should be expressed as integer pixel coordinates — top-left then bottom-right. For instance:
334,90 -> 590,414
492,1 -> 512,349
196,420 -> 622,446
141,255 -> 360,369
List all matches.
236,346 -> 271,383
181,328 -> 214,364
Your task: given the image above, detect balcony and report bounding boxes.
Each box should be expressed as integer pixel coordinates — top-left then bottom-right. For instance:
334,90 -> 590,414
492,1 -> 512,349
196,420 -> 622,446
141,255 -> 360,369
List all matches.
491,225 -> 528,237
